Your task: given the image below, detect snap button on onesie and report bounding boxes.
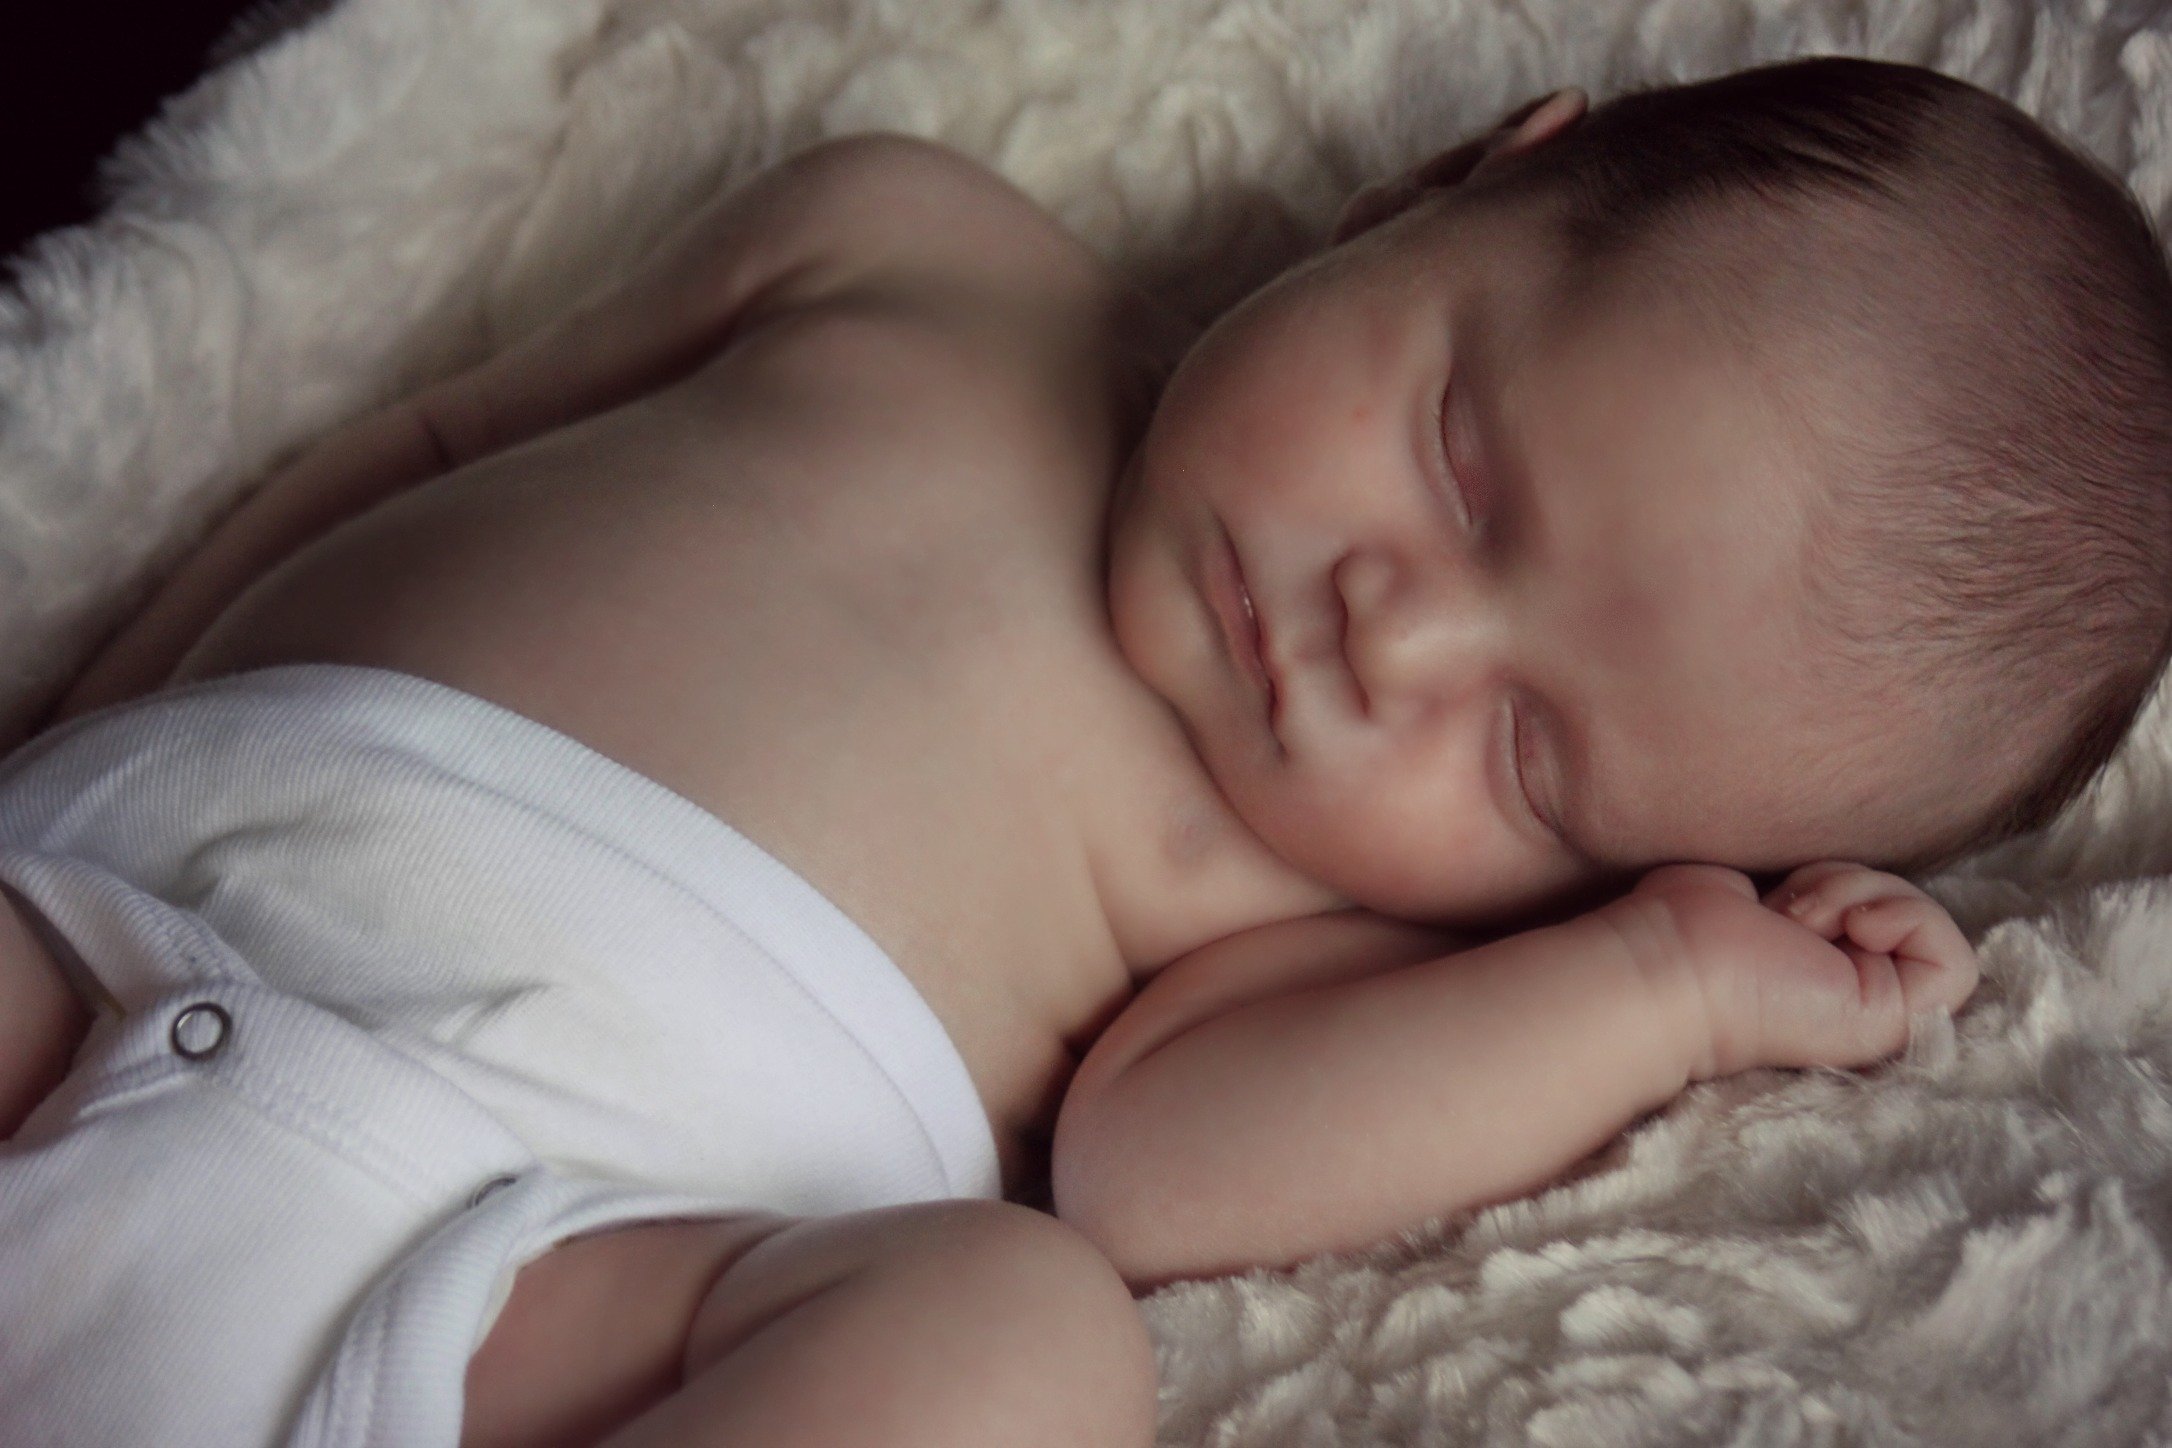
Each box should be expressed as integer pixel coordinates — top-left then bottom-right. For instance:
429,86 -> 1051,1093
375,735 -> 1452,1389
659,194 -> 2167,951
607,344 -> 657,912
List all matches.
170,1001 -> 232,1058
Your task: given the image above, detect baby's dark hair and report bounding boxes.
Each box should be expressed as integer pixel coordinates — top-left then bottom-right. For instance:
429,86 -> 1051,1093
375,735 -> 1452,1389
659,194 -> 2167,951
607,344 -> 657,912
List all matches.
1475,55 -> 2172,871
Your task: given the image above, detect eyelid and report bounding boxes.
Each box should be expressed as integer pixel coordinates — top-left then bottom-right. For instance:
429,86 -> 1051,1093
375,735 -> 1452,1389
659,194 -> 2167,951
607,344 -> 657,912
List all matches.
1508,702 -> 1550,834
1493,696 -> 1551,846
1516,701 -> 1600,866
1433,382 -> 1477,532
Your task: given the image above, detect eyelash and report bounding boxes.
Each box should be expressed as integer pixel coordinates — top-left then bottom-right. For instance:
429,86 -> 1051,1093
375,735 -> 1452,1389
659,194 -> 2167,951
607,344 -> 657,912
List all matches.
1507,704 -> 1543,831
1446,382 -> 1548,837
1433,385 -> 1477,533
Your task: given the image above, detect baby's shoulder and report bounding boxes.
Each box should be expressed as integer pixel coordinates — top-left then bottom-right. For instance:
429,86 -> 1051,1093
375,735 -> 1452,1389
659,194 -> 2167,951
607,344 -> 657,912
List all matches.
686,181 -> 1179,479
707,136 -> 1185,426
738,135 -> 1123,332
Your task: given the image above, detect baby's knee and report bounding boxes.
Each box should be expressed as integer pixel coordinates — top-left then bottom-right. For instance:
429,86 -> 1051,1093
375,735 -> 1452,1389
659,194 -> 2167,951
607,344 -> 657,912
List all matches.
921,1198 -> 1153,1347
692,1198 -> 1157,1442
870,1201 -> 1159,1443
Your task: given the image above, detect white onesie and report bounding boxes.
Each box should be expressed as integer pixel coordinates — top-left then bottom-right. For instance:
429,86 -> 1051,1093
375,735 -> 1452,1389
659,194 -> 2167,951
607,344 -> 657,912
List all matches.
0,664 -> 1000,1447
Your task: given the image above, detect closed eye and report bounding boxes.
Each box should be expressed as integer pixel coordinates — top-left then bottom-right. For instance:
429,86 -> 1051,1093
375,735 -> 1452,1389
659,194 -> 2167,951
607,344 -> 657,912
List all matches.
1509,703 -> 1548,833
1438,374 -> 1500,542
1511,703 -> 1598,872
1433,382 -> 1477,532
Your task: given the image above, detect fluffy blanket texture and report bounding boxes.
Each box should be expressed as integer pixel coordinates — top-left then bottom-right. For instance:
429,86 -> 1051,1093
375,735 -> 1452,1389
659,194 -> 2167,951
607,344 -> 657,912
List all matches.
5,0 -> 2172,1442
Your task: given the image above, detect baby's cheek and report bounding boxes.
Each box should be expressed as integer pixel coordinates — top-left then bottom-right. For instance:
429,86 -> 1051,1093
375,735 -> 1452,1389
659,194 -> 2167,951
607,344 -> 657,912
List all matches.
1352,788 -> 1528,921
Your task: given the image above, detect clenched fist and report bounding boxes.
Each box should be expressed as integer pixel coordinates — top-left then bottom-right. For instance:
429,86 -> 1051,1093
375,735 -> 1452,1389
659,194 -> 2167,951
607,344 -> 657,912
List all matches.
1600,861 -> 1981,1083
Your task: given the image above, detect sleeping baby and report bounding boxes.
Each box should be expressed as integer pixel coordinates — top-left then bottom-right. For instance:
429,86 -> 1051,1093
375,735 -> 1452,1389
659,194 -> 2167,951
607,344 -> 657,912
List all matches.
3,53 -> 2169,1448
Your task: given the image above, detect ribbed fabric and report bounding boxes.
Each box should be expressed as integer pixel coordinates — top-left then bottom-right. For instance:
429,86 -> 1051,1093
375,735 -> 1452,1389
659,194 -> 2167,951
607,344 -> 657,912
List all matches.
0,664 -> 999,1447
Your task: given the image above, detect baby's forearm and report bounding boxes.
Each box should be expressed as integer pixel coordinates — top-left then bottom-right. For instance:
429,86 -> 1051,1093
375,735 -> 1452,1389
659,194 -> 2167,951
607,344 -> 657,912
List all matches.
1051,913 -> 1699,1289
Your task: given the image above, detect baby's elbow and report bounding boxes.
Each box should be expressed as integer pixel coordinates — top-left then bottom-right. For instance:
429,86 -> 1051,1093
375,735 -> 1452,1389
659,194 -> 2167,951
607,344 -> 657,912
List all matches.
1051,1089 -> 1161,1288
1051,1181 -> 1184,1295
1050,1092 -> 1228,1293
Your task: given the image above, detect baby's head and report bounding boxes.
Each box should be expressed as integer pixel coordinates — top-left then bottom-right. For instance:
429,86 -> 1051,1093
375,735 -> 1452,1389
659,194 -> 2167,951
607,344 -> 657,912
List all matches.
1105,56 -> 2172,926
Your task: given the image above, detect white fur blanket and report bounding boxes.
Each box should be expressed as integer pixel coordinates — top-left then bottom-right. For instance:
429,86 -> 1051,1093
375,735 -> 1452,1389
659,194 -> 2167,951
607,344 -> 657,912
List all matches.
5,0 -> 2172,1441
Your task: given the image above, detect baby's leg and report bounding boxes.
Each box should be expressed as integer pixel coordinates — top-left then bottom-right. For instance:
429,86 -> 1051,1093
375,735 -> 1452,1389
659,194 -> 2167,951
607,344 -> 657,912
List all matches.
463,1200 -> 1157,1448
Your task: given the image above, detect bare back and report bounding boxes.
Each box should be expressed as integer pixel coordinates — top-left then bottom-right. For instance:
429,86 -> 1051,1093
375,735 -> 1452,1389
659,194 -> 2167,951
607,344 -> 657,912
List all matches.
164,195 -> 1175,1197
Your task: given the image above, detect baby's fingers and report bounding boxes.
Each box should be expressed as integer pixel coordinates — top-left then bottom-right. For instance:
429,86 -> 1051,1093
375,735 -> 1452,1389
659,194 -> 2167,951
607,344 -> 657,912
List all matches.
1842,896 -> 1979,1013
1765,862 -> 1913,939
1842,894 -> 1946,957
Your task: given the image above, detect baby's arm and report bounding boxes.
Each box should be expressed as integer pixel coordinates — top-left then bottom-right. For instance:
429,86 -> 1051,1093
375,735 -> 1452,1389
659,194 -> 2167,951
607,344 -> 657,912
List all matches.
1052,863 -> 1978,1290
43,134 -> 958,726
1052,895 -> 1701,1289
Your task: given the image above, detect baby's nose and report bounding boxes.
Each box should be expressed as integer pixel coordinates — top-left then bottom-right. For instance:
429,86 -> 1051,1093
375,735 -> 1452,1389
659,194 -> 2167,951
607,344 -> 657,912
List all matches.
1333,547 -> 1494,718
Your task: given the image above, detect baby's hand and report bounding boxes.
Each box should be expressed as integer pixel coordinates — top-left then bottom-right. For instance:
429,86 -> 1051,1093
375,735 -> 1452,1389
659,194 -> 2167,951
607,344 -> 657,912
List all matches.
1605,861 -> 1981,1083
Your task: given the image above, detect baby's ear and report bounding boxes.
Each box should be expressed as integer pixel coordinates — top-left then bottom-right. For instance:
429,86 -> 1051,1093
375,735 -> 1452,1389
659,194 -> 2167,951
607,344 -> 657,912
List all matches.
1331,87 -> 1587,245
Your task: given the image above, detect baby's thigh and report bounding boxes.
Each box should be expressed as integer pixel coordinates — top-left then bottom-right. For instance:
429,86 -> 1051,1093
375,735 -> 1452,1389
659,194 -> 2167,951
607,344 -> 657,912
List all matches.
461,1211 -> 791,1448
466,1200 -> 1156,1448
634,1199 -> 1155,1448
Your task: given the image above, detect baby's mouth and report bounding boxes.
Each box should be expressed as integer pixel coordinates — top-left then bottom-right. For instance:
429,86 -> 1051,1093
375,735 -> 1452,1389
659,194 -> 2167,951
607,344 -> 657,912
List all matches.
1210,524 -> 1279,723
